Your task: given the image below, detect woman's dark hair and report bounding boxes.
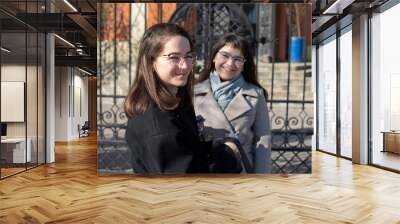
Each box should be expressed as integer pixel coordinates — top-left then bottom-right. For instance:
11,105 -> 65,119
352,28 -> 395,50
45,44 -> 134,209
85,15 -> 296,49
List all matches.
124,23 -> 195,118
197,33 -> 268,99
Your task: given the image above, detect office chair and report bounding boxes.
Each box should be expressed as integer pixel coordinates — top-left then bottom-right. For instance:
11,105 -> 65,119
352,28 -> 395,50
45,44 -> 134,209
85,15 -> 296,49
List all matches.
79,121 -> 90,138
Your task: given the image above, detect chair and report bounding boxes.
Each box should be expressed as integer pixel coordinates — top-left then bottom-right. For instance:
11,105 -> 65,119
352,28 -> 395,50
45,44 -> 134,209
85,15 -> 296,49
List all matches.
78,121 -> 90,138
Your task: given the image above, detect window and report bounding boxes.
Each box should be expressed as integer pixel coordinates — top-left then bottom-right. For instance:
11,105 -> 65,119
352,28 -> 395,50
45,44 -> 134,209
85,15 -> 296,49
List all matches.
339,27 -> 352,158
370,3 -> 400,171
317,35 -> 337,154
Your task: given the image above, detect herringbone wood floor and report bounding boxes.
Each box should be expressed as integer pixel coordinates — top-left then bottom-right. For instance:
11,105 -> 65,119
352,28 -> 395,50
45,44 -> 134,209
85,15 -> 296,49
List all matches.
1,135 -> 400,224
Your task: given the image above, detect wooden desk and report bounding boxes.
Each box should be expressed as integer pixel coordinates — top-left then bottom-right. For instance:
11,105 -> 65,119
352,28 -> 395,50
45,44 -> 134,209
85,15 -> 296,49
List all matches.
381,131 -> 400,154
1,138 -> 31,163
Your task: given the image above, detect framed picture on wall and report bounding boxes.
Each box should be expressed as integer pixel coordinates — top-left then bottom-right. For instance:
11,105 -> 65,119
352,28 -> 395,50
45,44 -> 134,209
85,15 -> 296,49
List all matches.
1,81 -> 25,122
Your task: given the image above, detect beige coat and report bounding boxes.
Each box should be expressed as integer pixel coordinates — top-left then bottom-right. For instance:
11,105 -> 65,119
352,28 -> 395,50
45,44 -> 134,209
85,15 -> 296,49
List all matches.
194,79 -> 271,173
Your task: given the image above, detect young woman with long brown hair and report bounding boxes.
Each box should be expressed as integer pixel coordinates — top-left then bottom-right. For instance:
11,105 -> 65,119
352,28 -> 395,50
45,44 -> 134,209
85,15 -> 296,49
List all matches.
124,24 -> 242,174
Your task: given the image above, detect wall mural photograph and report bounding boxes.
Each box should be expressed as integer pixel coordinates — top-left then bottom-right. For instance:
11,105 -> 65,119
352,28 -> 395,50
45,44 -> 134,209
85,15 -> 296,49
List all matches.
97,2 -> 313,175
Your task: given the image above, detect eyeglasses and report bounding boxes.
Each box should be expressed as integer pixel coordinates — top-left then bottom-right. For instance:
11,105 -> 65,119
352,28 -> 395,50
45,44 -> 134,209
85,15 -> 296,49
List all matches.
159,53 -> 195,66
217,51 -> 246,66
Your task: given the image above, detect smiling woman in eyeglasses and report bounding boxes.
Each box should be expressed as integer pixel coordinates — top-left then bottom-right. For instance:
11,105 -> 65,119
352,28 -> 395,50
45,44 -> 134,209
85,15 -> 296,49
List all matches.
194,33 -> 272,173
124,23 -> 204,174
124,24 -> 243,174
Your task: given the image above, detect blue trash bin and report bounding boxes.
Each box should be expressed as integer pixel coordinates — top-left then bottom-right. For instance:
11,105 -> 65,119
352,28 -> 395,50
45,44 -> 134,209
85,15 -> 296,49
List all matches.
289,37 -> 304,62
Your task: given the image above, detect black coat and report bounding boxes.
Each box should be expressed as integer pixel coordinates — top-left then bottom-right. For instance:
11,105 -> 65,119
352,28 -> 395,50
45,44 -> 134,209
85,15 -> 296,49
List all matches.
125,103 -> 211,174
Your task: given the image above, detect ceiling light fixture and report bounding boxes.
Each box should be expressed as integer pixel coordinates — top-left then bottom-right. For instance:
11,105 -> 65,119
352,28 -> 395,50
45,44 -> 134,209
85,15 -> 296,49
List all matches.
322,0 -> 355,15
63,0 -> 78,12
78,67 -> 92,76
54,34 -> 75,48
1,47 -> 11,53
322,0 -> 341,14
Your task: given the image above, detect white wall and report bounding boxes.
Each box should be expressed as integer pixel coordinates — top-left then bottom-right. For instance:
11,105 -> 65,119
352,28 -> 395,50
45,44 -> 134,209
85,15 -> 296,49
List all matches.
55,67 -> 69,141
1,65 -> 26,141
73,73 -> 89,137
1,63 -> 46,164
55,67 -> 89,141
1,64 -> 38,138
